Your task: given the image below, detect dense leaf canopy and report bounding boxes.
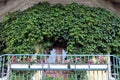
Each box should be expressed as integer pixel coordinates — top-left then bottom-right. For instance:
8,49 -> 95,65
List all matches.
0,2 -> 120,56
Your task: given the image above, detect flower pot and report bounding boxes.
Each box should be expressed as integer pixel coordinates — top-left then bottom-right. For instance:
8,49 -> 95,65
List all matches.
30,64 -> 68,70
90,64 -> 108,70
11,63 -> 108,70
70,64 -> 108,70
49,64 -> 68,70
30,64 -> 48,69
10,64 -> 29,69
70,64 -> 89,70
10,63 -> 68,70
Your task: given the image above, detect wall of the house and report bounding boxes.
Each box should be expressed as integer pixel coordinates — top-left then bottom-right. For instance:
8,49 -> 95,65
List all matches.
0,0 -> 120,21
21,0 -> 120,15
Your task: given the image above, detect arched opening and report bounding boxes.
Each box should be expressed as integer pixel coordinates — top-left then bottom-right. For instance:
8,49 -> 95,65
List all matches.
43,39 -> 68,79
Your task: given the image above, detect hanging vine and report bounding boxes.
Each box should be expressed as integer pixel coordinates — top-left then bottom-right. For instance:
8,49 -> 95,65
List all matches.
0,2 -> 120,56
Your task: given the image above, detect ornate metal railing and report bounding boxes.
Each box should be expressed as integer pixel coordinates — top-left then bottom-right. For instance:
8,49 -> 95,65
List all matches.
0,54 -> 120,80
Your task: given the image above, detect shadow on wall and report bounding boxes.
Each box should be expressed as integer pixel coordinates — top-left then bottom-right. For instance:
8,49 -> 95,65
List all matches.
0,0 -> 9,5
110,0 -> 120,7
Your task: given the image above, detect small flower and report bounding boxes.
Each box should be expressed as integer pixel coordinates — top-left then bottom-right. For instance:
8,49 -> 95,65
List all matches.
75,57 -> 82,64
11,56 -> 16,63
98,56 -> 105,64
65,59 -> 70,63
25,57 -> 30,62
88,59 -> 93,64
38,59 -> 44,63
17,59 -> 21,62
76,58 -> 81,61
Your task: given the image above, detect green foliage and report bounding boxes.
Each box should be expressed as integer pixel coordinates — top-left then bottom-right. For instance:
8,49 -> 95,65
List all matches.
10,71 -> 32,80
0,2 -> 120,56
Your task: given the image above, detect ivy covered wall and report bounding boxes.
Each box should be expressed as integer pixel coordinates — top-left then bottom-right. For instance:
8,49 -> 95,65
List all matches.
0,2 -> 120,56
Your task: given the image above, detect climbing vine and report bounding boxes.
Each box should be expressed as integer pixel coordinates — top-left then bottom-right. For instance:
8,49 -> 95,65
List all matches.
0,2 -> 120,56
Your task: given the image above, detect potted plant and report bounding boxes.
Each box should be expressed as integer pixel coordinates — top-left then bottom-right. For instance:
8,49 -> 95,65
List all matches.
10,55 -> 68,70
88,56 -> 108,70
10,56 -> 31,69
69,56 -> 108,70
68,57 -> 89,70
49,63 -> 68,70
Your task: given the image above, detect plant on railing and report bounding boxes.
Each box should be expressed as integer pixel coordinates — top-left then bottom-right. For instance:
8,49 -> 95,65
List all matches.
66,56 -> 107,65
87,56 -> 107,64
10,56 -> 45,64
10,55 -> 107,65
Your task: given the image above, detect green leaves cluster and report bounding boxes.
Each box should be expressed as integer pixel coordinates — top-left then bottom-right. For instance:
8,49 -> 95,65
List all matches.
0,2 -> 120,56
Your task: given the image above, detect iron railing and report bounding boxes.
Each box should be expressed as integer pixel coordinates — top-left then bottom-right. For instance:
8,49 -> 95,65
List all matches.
0,54 -> 120,80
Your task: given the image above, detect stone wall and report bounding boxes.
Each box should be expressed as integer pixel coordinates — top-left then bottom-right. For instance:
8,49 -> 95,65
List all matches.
0,0 -> 120,21
23,0 -> 120,15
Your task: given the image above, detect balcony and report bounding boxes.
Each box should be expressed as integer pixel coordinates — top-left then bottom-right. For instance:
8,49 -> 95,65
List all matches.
0,54 -> 120,80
